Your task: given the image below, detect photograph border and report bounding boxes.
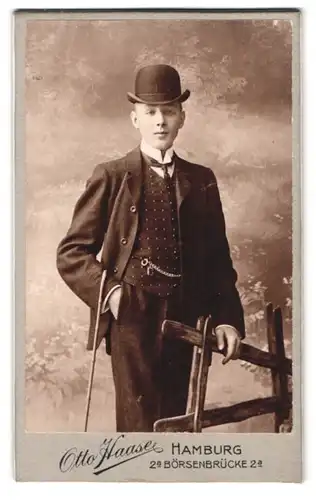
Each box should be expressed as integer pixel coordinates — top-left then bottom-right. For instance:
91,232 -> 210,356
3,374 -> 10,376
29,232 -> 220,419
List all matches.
14,8 -> 302,483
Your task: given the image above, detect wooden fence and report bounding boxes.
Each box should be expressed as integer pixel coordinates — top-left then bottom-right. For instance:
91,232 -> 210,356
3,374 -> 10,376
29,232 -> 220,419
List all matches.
153,303 -> 292,433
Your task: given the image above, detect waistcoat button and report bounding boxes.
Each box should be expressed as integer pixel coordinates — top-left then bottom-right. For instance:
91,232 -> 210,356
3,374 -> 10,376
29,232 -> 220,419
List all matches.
130,205 -> 137,213
121,238 -> 127,245
113,267 -> 118,273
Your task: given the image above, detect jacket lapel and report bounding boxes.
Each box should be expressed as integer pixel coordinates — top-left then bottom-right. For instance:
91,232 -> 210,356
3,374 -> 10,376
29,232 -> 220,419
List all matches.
175,154 -> 191,209
125,146 -> 143,207
124,147 -> 191,210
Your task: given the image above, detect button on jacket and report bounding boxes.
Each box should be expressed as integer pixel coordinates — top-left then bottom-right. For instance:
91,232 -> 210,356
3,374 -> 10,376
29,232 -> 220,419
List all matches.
56,146 -> 245,353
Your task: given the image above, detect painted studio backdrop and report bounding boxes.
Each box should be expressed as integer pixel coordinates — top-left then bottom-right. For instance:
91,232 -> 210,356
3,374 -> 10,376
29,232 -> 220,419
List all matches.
24,19 -> 293,432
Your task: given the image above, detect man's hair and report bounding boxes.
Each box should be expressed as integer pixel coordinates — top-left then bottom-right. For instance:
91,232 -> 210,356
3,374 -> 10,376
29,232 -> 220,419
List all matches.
133,101 -> 183,111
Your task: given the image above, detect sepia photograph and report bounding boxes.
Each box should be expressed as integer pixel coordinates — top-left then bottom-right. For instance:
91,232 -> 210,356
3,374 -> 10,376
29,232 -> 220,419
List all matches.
14,9 -> 302,483
22,14 -> 295,436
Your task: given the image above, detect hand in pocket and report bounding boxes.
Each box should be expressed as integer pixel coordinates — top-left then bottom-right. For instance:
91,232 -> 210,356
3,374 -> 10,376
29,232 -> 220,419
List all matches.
108,286 -> 122,320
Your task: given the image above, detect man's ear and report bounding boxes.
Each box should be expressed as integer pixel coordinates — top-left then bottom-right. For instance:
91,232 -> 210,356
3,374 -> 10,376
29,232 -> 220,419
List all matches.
130,110 -> 139,130
179,110 -> 186,129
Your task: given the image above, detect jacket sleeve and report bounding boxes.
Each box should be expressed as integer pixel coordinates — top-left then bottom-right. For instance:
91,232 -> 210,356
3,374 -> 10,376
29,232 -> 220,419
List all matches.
56,164 -> 119,311
205,170 -> 246,338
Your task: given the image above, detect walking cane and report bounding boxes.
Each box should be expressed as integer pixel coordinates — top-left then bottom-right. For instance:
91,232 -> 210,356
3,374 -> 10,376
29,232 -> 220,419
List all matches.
84,269 -> 107,432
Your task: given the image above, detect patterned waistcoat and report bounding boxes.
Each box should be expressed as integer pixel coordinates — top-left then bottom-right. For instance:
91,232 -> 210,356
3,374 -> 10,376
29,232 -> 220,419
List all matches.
123,159 -> 181,297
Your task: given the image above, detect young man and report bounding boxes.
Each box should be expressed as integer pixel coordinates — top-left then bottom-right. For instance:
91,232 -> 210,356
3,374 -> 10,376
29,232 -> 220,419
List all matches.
56,64 -> 245,432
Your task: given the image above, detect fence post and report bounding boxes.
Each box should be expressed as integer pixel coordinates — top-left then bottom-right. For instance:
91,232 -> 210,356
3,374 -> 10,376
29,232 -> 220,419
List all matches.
273,306 -> 291,431
186,316 -> 205,415
266,302 -> 291,432
266,302 -> 280,432
193,316 -> 213,432
185,316 -> 213,432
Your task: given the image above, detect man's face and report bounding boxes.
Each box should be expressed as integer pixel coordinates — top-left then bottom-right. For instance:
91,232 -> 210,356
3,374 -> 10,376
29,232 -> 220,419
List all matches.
130,102 -> 185,151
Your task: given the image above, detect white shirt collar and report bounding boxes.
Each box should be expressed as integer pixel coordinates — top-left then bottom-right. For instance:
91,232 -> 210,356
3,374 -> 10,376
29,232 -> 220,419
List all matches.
140,139 -> 174,164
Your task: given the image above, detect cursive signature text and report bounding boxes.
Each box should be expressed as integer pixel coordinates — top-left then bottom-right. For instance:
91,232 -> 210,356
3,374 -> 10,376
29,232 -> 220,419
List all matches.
59,434 -> 163,475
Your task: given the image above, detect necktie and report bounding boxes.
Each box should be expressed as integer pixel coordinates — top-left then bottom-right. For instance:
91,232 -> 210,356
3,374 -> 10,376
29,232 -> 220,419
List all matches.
161,164 -> 171,180
146,155 -> 174,179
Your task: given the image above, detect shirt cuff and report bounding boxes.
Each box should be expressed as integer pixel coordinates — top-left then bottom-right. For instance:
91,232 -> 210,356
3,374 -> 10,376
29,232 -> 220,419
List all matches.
214,324 -> 242,338
101,284 -> 121,314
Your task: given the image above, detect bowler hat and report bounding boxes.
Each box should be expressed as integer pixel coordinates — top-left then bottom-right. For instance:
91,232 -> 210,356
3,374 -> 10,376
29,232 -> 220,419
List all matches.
127,64 -> 190,105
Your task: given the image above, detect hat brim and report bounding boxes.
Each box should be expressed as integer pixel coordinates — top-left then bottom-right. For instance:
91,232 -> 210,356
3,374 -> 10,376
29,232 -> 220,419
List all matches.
127,89 -> 190,105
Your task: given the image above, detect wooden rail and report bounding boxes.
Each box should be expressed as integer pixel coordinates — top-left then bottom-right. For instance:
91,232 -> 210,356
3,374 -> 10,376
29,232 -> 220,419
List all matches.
154,394 -> 292,432
161,318 -> 292,375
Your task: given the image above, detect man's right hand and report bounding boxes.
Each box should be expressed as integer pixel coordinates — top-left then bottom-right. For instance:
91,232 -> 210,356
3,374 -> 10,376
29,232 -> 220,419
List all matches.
108,286 -> 122,320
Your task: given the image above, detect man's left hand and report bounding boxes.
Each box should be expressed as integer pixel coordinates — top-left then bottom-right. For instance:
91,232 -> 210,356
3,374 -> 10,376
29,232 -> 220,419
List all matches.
214,325 -> 242,365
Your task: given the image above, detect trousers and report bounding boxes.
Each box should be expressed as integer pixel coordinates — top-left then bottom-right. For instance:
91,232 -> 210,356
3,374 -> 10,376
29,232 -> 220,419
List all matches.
109,282 -> 193,432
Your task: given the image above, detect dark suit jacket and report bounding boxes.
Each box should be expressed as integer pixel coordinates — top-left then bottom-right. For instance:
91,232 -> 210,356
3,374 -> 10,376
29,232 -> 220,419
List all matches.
56,146 -> 245,352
